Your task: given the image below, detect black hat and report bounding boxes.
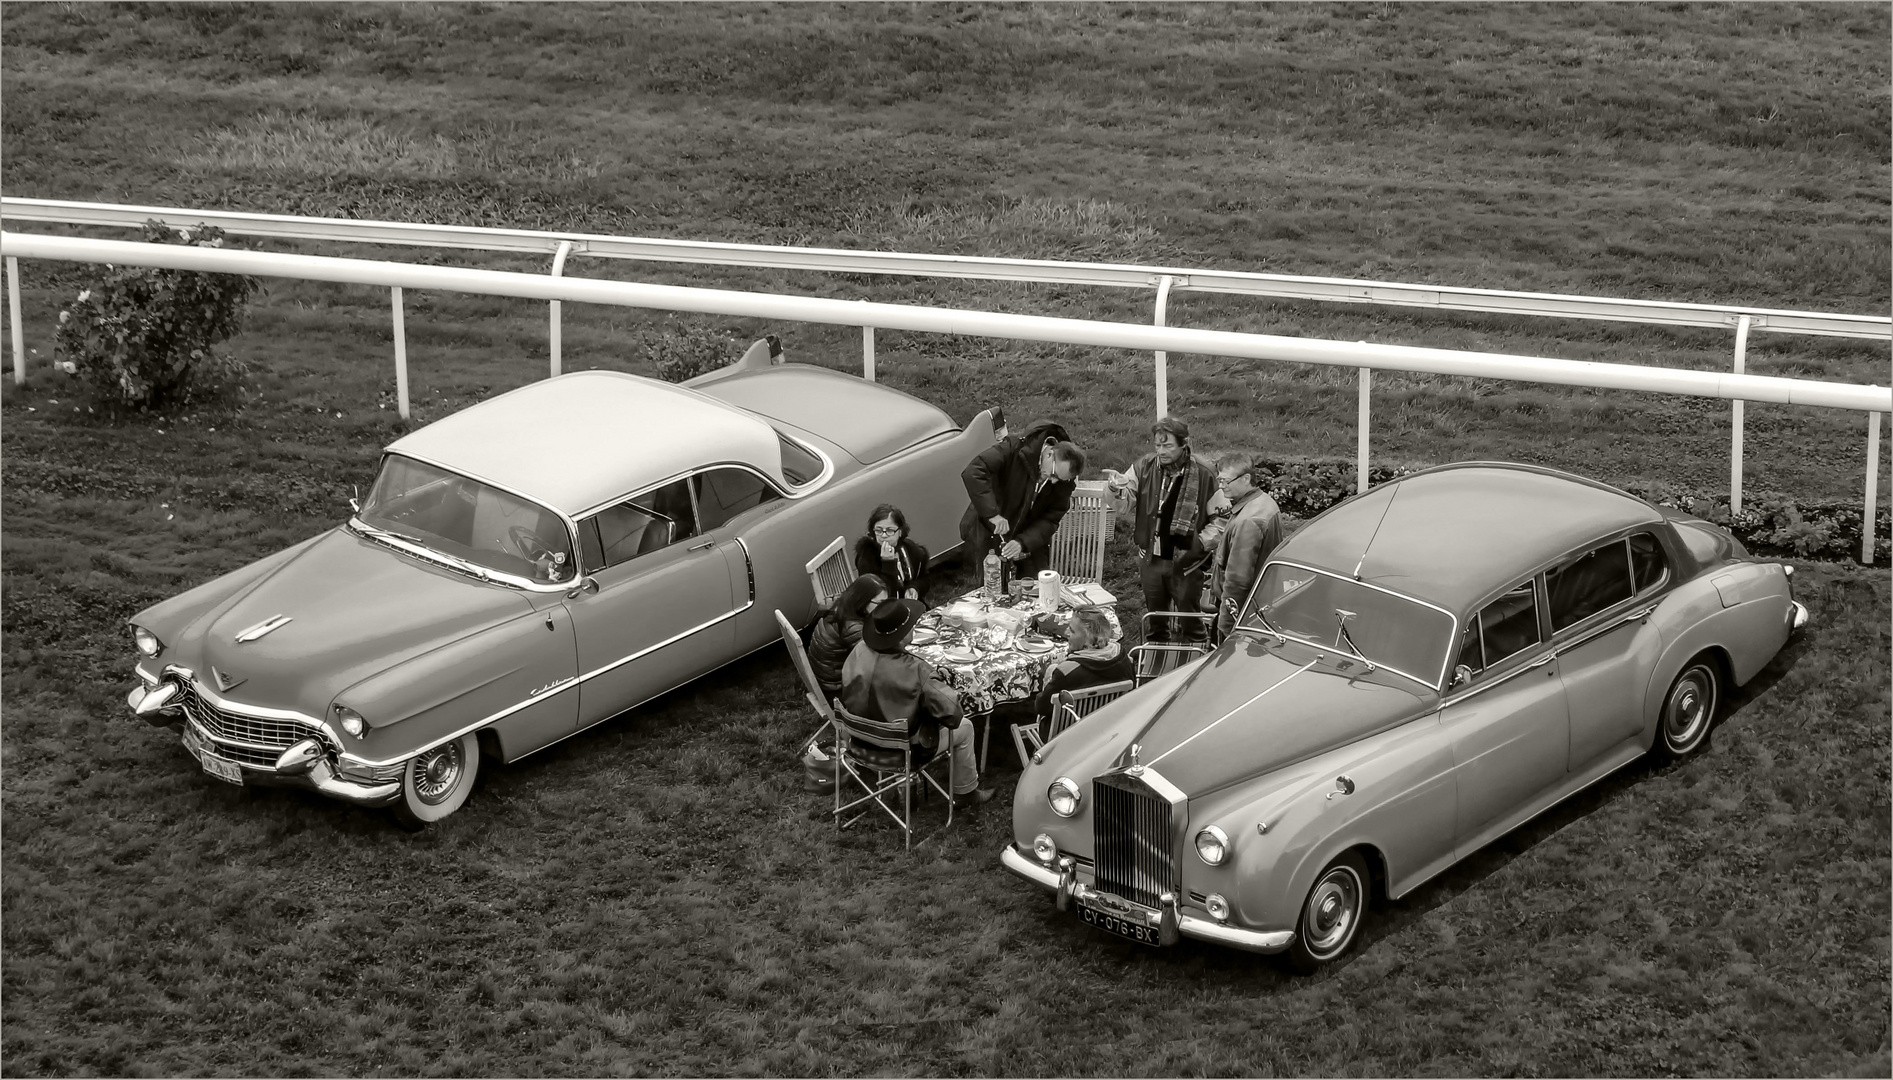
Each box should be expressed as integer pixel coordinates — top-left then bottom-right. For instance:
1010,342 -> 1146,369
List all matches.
862,598 -> 925,653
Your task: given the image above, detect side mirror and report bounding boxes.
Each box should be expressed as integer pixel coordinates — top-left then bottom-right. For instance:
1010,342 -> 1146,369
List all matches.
1327,774 -> 1356,800
565,577 -> 599,600
1451,664 -> 1474,689
349,484 -> 361,515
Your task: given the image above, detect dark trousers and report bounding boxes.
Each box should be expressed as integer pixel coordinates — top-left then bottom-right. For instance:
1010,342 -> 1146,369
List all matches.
1139,553 -> 1207,643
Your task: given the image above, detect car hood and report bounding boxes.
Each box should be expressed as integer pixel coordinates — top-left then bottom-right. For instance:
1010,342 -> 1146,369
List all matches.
178,528 -> 534,717
1118,636 -> 1435,797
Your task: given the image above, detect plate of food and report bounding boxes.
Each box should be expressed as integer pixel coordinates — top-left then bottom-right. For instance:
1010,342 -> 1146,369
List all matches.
910,626 -> 940,646
939,645 -> 980,664
1015,635 -> 1055,654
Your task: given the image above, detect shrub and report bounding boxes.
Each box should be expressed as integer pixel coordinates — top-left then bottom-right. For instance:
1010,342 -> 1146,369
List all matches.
1248,460 -> 1888,566
53,220 -> 262,412
646,318 -> 739,383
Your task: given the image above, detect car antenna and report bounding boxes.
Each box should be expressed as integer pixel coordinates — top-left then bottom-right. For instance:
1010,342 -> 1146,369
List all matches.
1352,483 -> 1401,580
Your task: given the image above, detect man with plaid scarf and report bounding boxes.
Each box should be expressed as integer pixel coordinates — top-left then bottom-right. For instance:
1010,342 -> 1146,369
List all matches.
1104,416 -> 1220,643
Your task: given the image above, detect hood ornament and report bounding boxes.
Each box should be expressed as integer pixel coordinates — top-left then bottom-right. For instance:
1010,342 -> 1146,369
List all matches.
1126,742 -> 1143,776
234,614 -> 293,643
211,666 -> 246,692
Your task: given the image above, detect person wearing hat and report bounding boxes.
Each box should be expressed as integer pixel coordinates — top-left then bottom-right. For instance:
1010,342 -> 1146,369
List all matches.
840,599 -> 995,807
1102,415 -> 1219,643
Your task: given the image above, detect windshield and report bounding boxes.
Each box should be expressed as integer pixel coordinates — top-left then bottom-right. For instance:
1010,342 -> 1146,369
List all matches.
1241,563 -> 1454,687
356,455 -> 575,586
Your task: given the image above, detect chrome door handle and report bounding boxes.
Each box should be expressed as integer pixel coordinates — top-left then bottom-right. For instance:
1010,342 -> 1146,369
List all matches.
686,540 -> 716,552
1623,605 -> 1657,626
1528,652 -> 1556,669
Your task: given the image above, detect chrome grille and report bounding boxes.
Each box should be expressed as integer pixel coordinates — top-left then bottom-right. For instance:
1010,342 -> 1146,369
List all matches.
175,682 -> 323,769
1093,773 -> 1175,909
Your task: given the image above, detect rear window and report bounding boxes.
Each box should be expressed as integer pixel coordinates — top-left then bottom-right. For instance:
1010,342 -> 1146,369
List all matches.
776,431 -> 824,486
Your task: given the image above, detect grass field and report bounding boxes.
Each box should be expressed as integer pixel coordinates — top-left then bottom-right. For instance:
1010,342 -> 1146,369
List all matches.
2,3 -> 1889,1076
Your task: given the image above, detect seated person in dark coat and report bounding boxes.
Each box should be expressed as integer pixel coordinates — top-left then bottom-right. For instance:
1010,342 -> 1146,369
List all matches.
1031,606 -> 1134,739
853,504 -> 930,603
840,599 -> 994,807
806,574 -> 890,702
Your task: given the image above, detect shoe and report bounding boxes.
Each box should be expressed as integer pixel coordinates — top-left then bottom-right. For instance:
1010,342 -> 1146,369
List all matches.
951,787 -> 996,809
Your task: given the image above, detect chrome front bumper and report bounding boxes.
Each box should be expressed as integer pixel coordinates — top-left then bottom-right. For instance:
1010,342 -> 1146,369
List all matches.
1000,843 -> 1296,954
127,683 -> 402,808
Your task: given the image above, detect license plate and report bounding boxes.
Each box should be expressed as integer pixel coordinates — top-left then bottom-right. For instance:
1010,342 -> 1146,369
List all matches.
1078,901 -> 1160,946
181,726 -> 244,786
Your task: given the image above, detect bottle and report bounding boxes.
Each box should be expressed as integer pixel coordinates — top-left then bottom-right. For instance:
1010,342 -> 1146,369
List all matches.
984,549 -> 1002,600
998,551 -> 1011,600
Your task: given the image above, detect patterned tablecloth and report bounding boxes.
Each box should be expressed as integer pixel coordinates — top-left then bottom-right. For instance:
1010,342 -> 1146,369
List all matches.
908,590 -> 1122,717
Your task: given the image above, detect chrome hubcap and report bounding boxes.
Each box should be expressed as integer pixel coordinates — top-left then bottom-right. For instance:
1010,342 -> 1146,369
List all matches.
1665,667 -> 1714,748
412,742 -> 463,804
1305,867 -> 1361,957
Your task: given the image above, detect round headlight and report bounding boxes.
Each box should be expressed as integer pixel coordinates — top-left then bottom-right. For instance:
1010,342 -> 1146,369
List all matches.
1047,777 -> 1082,818
1032,833 -> 1057,864
1195,825 -> 1231,866
132,625 -> 162,658
332,705 -> 366,738
1205,893 -> 1231,921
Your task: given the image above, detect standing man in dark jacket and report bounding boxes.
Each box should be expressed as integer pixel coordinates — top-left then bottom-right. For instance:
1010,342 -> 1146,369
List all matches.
1103,416 -> 1219,642
959,419 -> 1087,579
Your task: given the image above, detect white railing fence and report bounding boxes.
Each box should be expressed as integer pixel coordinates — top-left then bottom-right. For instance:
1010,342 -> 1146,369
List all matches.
2,218 -> 1887,562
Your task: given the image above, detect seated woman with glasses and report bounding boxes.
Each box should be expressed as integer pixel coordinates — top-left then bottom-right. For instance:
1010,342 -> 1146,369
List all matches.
853,504 -> 931,603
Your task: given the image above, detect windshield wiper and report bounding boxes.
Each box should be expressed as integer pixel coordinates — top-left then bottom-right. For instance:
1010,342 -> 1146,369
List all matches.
1233,604 -> 1286,642
1332,608 -> 1377,672
353,518 -> 496,584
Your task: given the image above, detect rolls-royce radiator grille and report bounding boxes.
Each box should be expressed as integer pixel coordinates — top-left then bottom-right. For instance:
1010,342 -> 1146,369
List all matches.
1093,774 -> 1175,909
175,682 -> 321,768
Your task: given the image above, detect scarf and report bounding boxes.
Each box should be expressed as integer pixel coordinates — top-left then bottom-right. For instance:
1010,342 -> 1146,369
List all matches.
1156,448 -> 1201,541
1068,640 -> 1122,662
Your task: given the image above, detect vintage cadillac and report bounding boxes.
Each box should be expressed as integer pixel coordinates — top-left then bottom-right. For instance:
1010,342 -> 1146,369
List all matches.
1002,462 -> 1807,971
125,361 -> 990,827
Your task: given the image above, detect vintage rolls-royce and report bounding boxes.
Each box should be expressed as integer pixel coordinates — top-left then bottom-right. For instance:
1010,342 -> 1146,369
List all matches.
126,361 -> 991,827
1002,462 -> 1807,971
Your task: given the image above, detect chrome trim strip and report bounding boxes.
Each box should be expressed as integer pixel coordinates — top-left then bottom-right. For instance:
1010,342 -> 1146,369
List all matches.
999,845 -> 1294,954
1147,660 -> 1316,770
1439,647 -> 1559,707
354,592 -> 759,768
1248,559 -> 1458,690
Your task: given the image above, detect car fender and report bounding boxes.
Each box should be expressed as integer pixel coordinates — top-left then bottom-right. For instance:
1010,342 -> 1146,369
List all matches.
331,605 -> 578,767
1641,561 -> 1790,743
1188,715 -> 1456,931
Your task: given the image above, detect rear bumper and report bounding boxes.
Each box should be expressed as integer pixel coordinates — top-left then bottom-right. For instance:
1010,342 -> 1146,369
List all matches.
1000,843 -> 1296,954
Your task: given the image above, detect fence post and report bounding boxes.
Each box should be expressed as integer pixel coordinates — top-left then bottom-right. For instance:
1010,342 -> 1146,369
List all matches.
1153,275 -> 1174,417
6,256 -> 23,386
862,321 -> 875,382
391,286 -> 409,421
1357,367 -> 1371,494
1730,314 -> 1751,513
548,240 -> 573,378
1865,403 -> 1882,565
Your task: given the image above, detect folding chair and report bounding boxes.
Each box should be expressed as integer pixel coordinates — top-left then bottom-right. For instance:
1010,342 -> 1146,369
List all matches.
1047,480 -> 1114,585
774,608 -> 833,760
831,699 -> 956,851
1009,678 -> 1134,767
805,535 -> 856,611
1129,611 -> 1214,686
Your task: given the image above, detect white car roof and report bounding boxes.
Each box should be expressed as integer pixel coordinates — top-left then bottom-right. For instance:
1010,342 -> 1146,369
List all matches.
386,370 -> 788,515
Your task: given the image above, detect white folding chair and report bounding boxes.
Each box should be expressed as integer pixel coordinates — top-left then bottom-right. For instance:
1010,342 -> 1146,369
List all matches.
1010,678 -> 1134,767
805,535 -> 856,611
1129,612 -> 1214,686
774,608 -> 834,759
831,699 -> 955,851
1047,480 -> 1113,585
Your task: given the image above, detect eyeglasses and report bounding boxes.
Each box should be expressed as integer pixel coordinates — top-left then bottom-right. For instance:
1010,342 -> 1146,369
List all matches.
1216,476 -> 1244,488
872,526 -> 902,537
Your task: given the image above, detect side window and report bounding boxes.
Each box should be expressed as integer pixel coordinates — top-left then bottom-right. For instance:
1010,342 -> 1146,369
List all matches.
1481,581 -> 1542,668
1629,532 -> 1668,593
579,479 -> 698,572
1547,540 -> 1634,631
693,467 -> 780,532
776,431 -> 824,486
